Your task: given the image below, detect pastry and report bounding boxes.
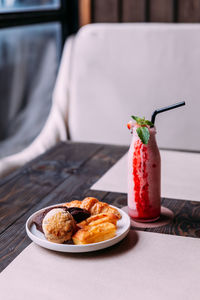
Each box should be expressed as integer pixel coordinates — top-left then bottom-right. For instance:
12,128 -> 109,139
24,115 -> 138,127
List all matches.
72,222 -> 116,245
77,213 -> 118,229
80,197 -> 99,211
42,208 -> 76,244
32,206 -> 90,233
68,207 -> 91,223
64,197 -> 121,219
65,200 -> 82,208
89,201 -> 120,218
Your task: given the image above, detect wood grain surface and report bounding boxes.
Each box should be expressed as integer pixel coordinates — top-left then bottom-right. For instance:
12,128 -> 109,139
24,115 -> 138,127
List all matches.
79,0 -> 91,26
122,0 -> 146,22
79,0 -> 200,24
177,0 -> 200,22
0,142 -> 200,273
86,191 -> 200,238
92,0 -> 119,22
149,0 -> 174,22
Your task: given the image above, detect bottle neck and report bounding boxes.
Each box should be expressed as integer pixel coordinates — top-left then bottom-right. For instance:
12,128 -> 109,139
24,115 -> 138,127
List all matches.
132,126 -> 157,147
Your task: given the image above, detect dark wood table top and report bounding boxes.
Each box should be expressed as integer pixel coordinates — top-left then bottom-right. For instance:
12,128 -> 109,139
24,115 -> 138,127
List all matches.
0,141 -> 200,273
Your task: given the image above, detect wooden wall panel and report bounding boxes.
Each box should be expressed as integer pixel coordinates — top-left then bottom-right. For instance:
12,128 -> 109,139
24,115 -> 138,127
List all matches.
122,0 -> 146,22
78,0 -> 200,26
79,0 -> 91,27
92,0 -> 119,22
177,0 -> 200,22
149,0 -> 174,22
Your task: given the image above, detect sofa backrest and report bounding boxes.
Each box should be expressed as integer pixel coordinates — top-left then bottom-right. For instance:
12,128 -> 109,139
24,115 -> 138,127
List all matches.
68,23 -> 200,150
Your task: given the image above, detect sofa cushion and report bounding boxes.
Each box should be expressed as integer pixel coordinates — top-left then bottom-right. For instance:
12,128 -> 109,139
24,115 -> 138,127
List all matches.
69,23 -> 200,150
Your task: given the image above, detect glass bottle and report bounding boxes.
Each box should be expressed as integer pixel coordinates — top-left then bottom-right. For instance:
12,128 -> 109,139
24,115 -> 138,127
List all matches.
128,126 -> 161,222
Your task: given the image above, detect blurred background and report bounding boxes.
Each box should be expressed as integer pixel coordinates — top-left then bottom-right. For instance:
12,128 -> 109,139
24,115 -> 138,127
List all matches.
0,0 -> 78,158
0,0 -> 199,158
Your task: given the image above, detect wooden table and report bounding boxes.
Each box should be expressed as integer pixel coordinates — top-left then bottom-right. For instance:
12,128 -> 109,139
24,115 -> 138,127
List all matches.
0,141 -> 200,273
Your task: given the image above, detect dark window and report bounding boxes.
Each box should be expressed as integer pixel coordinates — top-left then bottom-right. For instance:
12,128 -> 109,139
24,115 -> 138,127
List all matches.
0,0 -> 61,12
0,0 -> 78,158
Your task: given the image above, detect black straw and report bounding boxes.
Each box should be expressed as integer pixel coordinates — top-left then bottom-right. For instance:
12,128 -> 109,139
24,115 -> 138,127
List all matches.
151,101 -> 185,125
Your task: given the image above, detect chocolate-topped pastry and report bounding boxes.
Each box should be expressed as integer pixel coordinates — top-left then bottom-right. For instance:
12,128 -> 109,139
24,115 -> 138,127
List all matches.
32,206 -> 90,233
68,207 -> 90,223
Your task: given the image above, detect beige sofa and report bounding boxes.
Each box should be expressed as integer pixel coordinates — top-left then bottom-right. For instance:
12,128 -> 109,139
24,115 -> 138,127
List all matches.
1,23 -> 200,177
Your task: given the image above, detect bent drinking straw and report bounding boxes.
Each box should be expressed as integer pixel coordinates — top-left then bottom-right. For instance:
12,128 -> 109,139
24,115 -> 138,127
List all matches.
151,101 -> 185,126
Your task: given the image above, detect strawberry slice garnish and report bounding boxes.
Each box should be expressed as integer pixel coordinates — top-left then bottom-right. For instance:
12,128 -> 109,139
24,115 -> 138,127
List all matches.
127,121 -> 134,130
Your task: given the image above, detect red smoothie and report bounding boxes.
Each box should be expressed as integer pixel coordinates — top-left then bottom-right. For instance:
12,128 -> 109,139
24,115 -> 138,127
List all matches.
128,125 -> 161,222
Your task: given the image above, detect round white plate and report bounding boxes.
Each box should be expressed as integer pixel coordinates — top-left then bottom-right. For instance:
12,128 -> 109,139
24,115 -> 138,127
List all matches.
26,204 -> 131,253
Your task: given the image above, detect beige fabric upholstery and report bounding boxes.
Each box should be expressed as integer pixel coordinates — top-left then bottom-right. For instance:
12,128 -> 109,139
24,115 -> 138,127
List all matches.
1,23 -> 200,177
69,24 -> 199,149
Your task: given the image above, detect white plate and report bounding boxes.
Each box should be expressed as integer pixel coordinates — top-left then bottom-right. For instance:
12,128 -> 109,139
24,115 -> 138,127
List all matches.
26,204 -> 130,253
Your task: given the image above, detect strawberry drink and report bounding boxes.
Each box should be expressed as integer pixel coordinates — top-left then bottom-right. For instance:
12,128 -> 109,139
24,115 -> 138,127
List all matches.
127,102 -> 185,222
127,117 -> 161,222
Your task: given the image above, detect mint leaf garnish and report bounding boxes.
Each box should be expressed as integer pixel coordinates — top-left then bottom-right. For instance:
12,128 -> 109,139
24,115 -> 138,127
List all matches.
131,116 -> 142,123
144,120 -> 154,126
131,115 -> 153,127
130,115 -> 153,144
136,127 -> 150,144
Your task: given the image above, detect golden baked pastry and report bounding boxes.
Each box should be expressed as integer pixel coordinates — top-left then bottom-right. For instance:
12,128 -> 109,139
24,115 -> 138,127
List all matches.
65,200 -> 82,208
64,197 -> 121,219
42,208 -> 76,244
77,213 -> 118,229
80,197 -> 99,211
72,222 -> 116,245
